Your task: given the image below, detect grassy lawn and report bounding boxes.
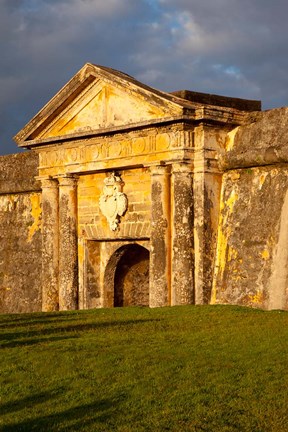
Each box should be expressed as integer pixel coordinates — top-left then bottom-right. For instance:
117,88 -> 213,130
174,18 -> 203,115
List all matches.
1,305 -> 288,431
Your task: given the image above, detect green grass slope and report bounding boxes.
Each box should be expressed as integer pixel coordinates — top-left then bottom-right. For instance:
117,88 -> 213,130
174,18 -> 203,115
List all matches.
1,305 -> 288,431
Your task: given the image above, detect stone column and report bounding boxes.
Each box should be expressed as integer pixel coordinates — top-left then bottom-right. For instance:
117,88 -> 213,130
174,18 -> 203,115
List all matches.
149,165 -> 171,307
58,175 -> 78,310
193,124 -> 223,304
171,163 -> 194,305
77,236 -> 86,310
40,177 -> 59,312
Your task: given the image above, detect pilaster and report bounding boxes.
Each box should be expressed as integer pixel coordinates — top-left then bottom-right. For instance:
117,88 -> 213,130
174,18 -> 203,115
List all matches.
58,175 -> 79,310
193,124 -> 224,304
39,176 -> 59,311
149,165 -> 171,307
171,163 -> 194,305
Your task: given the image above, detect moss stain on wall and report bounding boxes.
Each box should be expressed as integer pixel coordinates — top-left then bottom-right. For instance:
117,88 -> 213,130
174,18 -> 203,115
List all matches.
27,193 -> 42,242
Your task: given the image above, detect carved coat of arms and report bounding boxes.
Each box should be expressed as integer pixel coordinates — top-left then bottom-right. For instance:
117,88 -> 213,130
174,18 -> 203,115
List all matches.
99,172 -> 128,231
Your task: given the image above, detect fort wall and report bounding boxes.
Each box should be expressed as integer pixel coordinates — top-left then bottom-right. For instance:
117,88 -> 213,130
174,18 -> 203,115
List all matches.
2,63 -> 288,313
0,152 -> 42,313
212,108 -> 288,310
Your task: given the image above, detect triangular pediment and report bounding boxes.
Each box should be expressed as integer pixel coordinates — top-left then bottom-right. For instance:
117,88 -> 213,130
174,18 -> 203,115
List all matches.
39,79 -> 181,139
15,63 -> 194,147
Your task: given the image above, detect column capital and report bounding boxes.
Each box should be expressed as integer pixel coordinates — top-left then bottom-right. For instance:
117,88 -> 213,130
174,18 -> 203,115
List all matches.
170,162 -> 192,174
36,176 -> 58,189
149,164 -> 171,176
57,174 -> 78,187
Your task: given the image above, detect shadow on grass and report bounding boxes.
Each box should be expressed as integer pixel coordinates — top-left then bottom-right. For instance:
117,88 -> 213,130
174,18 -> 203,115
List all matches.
1,391 -> 59,416
0,312 -> 83,328
1,335 -> 79,349
0,319 -> 160,348
1,396 -> 120,432
0,317 -> 83,329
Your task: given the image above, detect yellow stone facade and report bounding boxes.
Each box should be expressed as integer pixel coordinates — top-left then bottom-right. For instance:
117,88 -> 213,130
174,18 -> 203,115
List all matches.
6,62 -> 288,313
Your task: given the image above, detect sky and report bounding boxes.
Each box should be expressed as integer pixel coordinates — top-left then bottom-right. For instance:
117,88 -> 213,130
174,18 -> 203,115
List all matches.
1,0 -> 288,155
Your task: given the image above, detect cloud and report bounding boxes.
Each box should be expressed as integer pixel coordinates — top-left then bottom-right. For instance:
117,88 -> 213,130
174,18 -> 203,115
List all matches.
0,0 -> 150,154
156,0 -> 288,103
1,0 -> 288,154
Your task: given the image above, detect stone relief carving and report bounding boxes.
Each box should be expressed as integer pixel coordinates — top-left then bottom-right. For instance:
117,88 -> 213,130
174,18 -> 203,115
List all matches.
99,172 -> 128,231
39,132 -> 174,169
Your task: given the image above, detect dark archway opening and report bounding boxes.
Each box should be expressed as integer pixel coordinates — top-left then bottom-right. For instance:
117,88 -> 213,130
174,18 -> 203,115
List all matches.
114,245 -> 149,307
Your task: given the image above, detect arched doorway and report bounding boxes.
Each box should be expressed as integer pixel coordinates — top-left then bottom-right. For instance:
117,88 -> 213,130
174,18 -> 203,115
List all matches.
113,244 -> 149,307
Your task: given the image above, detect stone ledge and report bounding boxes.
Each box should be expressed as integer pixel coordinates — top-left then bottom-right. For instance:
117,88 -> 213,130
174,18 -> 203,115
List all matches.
219,108 -> 288,170
171,90 -> 261,112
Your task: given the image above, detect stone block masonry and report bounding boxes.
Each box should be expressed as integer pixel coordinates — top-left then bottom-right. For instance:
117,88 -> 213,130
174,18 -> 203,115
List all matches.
1,63 -> 288,313
0,152 -> 42,313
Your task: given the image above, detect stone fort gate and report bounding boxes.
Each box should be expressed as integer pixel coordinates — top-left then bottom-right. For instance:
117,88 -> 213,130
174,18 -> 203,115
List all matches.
7,62 -> 284,314
13,63 -> 260,311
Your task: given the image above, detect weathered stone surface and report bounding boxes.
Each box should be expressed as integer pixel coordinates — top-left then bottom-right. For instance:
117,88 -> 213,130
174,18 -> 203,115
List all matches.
149,165 -> 171,307
0,152 -> 42,313
171,163 -> 194,305
221,108 -> 288,170
0,191 -> 42,313
212,166 -> 288,309
3,62 -> 288,314
58,176 -> 78,310
114,245 -> 149,307
171,90 -> 261,112
40,177 -> 59,311
193,124 -> 227,305
0,152 -> 40,193
84,240 -> 102,309
212,107 -> 288,310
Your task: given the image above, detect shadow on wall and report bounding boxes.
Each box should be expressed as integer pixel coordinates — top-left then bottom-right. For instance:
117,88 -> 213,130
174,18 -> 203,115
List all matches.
114,244 -> 150,307
104,244 -> 150,308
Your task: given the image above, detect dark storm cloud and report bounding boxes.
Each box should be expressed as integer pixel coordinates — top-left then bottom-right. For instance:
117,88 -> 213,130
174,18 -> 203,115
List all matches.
1,0 -> 288,154
0,0 -> 155,154
157,0 -> 288,103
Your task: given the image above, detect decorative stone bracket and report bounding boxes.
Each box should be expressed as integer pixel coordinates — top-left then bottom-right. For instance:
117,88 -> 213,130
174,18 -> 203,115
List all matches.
99,172 -> 128,231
